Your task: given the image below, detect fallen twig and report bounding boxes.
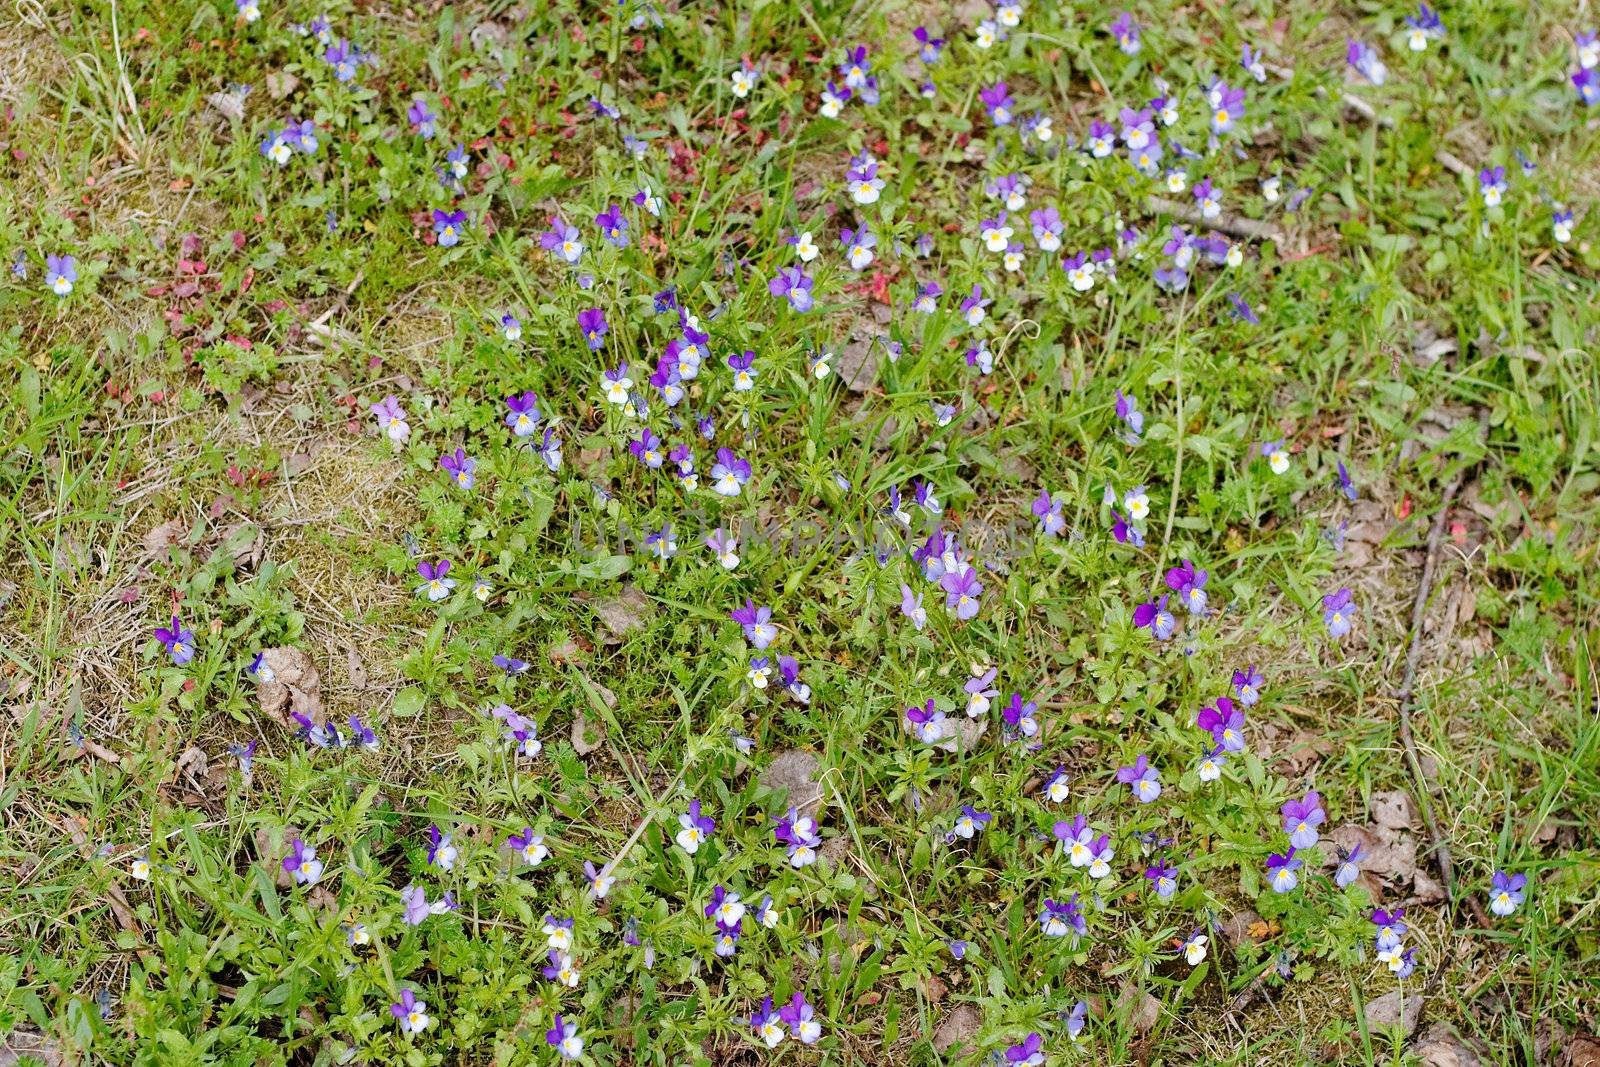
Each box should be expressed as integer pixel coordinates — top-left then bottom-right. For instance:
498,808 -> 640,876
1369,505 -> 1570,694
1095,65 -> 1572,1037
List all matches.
1144,195 -> 1285,244
1395,409 -> 1494,990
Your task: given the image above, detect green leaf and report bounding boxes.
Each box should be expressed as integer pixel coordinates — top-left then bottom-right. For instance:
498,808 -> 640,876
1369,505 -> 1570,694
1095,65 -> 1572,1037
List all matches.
392,687 -> 426,718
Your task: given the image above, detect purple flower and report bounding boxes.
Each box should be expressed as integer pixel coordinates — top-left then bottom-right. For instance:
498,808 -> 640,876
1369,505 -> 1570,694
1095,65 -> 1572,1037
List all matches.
504,391 -> 541,436
1196,697 -> 1246,752
1116,755 -> 1162,802
1373,907 -> 1407,943
1208,80 -> 1246,134
1132,595 -> 1176,640
432,209 -> 467,247
1229,292 -> 1260,324
1335,843 -> 1364,888
154,615 -> 197,665
324,38 -> 357,82
730,599 -> 778,648
539,214 -> 584,263
899,583 -> 927,630
425,824 -> 457,870
1001,692 -> 1040,741
44,253 -> 78,297
1266,851 -> 1302,893
536,426 -> 562,471
1322,587 -> 1356,638
644,523 -> 676,561
751,996 -> 785,1047
1109,11 -> 1141,54
913,26 -> 945,64
493,653 -> 529,675
1032,489 -> 1065,536
1336,460 -> 1357,501
407,98 -> 436,139
546,1013 -> 584,1060
1346,39 -> 1388,85
1575,69 -> 1599,107
773,806 -> 822,867
1145,861 -> 1178,899
595,203 -> 629,247
964,667 -> 998,717
769,266 -> 814,312
1490,871 -> 1527,917
1479,165 -> 1508,208
416,559 -> 456,601
778,992 -> 821,1044
710,448 -> 752,496
1164,559 -> 1209,615
1281,791 -> 1325,849
577,307 -> 609,350
627,428 -> 664,469
979,81 -> 1014,125
282,837 -> 323,885
958,284 -> 990,327
951,804 -> 991,839
1040,894 -> 1086,939
390,989 -> 431,1034
1119,106 -> 1156,152
905,699 -> 948,744
940,566 -> 984,621
1405,4 -> 1445,50
439,447 -> 475,489
1005,1033 -> 1045,1066
1114,389 -> 1144,443
778,655 -> 810,704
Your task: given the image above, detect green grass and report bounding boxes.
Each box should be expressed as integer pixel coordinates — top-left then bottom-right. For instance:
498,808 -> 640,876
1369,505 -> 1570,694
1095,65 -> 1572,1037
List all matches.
1,0 -> 1597,1064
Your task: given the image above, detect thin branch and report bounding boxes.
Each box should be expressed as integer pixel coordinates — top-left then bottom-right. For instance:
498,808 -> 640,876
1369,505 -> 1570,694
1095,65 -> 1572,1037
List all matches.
1395,411 -> 1494,986
1144,196 -> 1284,244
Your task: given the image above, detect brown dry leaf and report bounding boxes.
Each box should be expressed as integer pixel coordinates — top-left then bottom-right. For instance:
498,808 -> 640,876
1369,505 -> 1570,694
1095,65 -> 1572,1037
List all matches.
1329,823 -> 1419,886
590,585 -> 654,642
1566,1035 -> 1600,1067
1365,991 -> 1423,1038
254,647 -> 324,727
0,1027 -> 63,1066
265,70 -> 300,99
1117,982 -> 1160,1033
1371,790 -> 1418,833
1415,1024 -> 1487,1067
142,518 -> 187,557
758,750 -> 824,820
172,745 -> 209,786
346,647 -> 368,690
256,826 -> 299,889
1219,909 -> 1262,949
571,712 -> 606,756
934,717 -> 987,753
932,1004 -> 981,1056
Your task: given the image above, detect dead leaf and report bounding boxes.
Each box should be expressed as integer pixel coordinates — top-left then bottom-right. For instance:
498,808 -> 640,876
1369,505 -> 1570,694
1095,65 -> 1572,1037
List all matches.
254,647 -> 324,728
265,70 -> 300,99
1566,1034 -> 1600,1067
346,647 -> 367,690
590,585 -> 654,643
571,713 -> 606,755
1117,982 -> 1160,1033
141,519 -> 187,557
1219,909 -> 1262,949
1365,991 -> 1423,1039
934,717 -> 987,753
205,89 -> 246,122
0,1027 -> 63,1066
172,745 -> 209,785
1415,1022 -> 1487,1067
758,749 -> 823,820
932,1004 -> 981,1055
1371,790 -> 1418,833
